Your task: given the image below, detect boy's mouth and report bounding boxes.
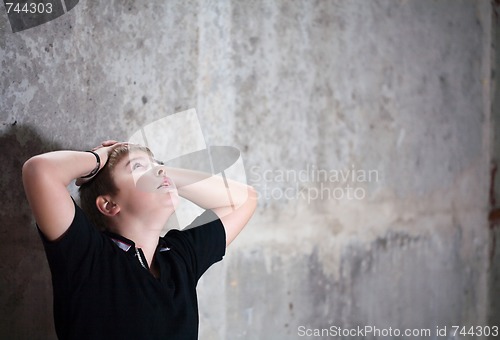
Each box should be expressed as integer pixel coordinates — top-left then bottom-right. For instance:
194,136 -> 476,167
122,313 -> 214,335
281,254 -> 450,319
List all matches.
157,177 -> 174,189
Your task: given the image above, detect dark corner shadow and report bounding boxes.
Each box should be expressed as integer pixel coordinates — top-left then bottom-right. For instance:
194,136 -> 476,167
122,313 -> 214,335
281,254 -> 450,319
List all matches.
490,179 -> 500,329
0,122 -> 64,225
0,122 -> 62,338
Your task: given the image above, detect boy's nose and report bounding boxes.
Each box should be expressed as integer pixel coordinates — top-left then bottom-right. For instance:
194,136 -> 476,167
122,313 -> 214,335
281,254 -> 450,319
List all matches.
155,165 -> 167,177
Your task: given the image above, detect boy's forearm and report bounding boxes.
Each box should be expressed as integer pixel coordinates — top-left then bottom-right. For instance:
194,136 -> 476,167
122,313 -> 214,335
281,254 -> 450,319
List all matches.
166,167 -> 257,246
23,150 -> 99,187
166,167 -> 252,210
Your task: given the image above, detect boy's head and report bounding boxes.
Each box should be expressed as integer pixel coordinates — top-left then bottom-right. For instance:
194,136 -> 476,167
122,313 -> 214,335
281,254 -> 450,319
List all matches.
79,143 -> 154,231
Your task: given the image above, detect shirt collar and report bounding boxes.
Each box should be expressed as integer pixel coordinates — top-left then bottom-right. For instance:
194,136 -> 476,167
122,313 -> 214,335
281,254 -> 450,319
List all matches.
105,231 -> 170,253
105,231 -> 135,252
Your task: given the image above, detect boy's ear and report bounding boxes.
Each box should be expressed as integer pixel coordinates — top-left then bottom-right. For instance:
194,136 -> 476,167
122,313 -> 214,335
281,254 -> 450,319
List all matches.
96,195 -> 120,217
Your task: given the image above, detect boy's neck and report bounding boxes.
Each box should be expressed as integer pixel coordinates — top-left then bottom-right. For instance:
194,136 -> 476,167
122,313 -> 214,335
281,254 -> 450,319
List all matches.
111,216 -> 168,268
123,228 -> 162,269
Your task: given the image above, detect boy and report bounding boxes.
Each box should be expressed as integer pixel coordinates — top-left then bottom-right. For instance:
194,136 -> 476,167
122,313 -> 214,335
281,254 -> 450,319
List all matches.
22,140 -> 257,339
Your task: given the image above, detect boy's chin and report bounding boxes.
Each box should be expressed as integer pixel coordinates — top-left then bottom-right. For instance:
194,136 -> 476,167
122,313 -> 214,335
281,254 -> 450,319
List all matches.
160,192 -> 180,208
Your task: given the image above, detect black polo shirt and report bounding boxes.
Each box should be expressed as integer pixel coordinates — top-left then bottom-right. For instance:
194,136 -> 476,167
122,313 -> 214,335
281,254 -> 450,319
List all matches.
39,200 -> 226,340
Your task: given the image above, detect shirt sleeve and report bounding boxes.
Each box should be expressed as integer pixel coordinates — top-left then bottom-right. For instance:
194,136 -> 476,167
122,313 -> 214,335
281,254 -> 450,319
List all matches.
165,210 -> 226,281
38,198 -> 104,290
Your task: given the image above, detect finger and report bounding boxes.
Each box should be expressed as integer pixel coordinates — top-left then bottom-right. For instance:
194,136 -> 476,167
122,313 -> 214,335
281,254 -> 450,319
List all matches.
90,140 -> 118,151
101,140 -> 118,146
110,142 -> 128,149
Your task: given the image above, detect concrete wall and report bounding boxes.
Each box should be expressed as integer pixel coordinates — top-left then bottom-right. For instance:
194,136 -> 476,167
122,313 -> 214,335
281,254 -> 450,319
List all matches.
0,0 -> 495,339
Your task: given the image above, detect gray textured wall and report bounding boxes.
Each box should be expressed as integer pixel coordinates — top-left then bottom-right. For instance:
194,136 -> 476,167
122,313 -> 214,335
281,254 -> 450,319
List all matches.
1,0 -> 497,339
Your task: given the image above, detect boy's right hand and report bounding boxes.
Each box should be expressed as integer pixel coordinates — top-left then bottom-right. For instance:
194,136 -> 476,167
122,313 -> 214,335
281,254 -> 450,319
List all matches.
75,140 -> 125,186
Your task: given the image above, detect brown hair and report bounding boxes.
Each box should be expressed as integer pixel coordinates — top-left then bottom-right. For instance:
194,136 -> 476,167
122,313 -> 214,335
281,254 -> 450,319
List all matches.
78,144 -> 154,231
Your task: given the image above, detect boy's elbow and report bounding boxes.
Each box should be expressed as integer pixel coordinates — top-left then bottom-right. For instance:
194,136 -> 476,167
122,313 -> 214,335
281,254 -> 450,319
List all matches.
22,155 -> 50,185
23,155 -> 42,174
22,156 -> 38,180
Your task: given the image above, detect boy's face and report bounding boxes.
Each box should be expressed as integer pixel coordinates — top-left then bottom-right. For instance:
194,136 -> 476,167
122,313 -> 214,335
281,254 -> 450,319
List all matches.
109,150 -> 179,223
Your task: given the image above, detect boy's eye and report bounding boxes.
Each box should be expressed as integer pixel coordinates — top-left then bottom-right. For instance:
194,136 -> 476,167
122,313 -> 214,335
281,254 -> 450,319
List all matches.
132,162 -> 145,170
